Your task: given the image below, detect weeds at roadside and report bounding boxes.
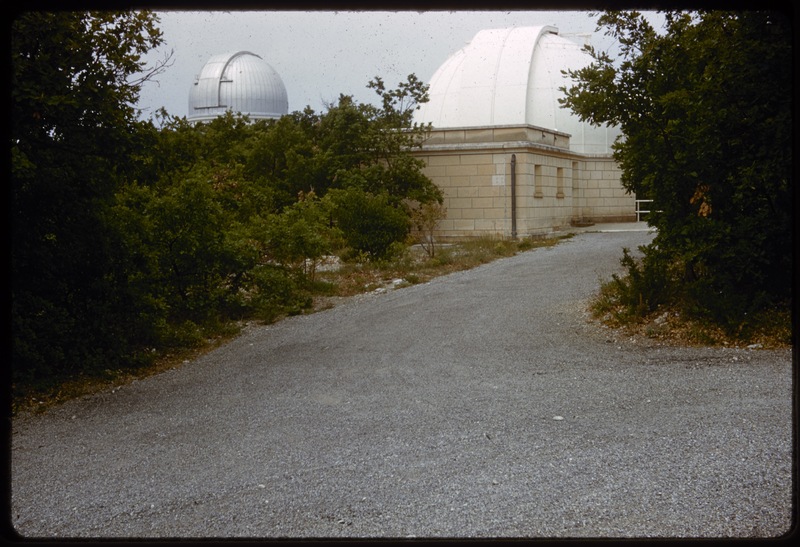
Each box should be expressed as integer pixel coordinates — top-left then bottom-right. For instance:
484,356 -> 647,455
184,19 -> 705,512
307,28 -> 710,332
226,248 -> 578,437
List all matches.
590,256 -> 792,349
317,234 -> 569,299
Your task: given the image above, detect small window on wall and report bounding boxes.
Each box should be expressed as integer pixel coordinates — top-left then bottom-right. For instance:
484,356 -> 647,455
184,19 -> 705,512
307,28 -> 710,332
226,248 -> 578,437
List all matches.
556,167 -> 565,199
534,164 -> 543,198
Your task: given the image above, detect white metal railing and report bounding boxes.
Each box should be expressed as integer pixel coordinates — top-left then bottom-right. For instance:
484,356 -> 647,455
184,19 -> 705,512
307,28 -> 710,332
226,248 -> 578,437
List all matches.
635,199 -> 654,222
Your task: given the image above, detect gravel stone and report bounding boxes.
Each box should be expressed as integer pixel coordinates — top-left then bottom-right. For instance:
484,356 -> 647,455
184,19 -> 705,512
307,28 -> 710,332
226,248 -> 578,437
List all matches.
11,230 -> 793,539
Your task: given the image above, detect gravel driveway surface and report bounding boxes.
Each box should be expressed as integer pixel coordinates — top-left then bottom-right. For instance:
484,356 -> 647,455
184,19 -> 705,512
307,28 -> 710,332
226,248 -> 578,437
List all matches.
10,229 -> 794,539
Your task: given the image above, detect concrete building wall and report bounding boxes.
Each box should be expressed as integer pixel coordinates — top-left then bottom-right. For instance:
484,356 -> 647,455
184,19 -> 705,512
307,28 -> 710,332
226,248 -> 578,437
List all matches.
412,125 -> 636,240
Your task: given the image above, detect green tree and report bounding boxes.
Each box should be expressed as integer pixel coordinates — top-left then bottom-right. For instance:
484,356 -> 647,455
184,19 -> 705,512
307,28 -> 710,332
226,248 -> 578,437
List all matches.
319,76 -> 441,205
12,11 -> 168,381
243,110 -> 322,211
561,10 -> 792,326
239,75 -> 442,261
327,187 -> 411,261
316,76 -> 442,260
238,77 -> 440,214
266,191 -> 339,280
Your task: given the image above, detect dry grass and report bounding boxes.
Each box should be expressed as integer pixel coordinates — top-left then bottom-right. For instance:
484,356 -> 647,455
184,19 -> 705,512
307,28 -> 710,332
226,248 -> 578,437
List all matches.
591,291 -> 792,349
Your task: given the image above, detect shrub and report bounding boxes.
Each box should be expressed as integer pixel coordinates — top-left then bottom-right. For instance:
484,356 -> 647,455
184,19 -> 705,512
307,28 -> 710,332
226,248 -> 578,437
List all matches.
328,187 -> 411,260
266,191 -> 338,281
612,246 -> 672,315
408,200 -> 446,258
248,265 -> 312,323
592,245 -> 674,324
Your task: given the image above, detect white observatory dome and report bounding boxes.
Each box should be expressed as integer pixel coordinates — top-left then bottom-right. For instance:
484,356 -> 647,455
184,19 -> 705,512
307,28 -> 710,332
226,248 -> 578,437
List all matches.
188,51 -> 288,123
415,26 -> 621,154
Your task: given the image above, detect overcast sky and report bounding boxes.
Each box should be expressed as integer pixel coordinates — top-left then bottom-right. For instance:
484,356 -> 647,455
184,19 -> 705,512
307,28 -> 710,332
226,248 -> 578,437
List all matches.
135,10 -> 637,120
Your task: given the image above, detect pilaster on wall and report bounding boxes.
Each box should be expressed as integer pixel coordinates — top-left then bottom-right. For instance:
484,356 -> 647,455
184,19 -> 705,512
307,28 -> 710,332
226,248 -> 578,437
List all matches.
413,125 -> 635,240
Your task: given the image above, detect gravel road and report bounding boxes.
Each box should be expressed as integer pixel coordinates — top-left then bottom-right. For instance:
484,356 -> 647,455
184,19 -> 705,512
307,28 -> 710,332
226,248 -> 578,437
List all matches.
10,229 -> 794,539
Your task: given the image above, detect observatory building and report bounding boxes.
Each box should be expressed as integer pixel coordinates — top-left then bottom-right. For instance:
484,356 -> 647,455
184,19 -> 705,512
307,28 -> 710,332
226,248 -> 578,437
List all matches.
413,26 -> 636,238
188,51 -> 288,123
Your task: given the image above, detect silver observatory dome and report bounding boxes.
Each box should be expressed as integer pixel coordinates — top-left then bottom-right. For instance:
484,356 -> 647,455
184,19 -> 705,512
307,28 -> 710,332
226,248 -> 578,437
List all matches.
188,51 -> 288,123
